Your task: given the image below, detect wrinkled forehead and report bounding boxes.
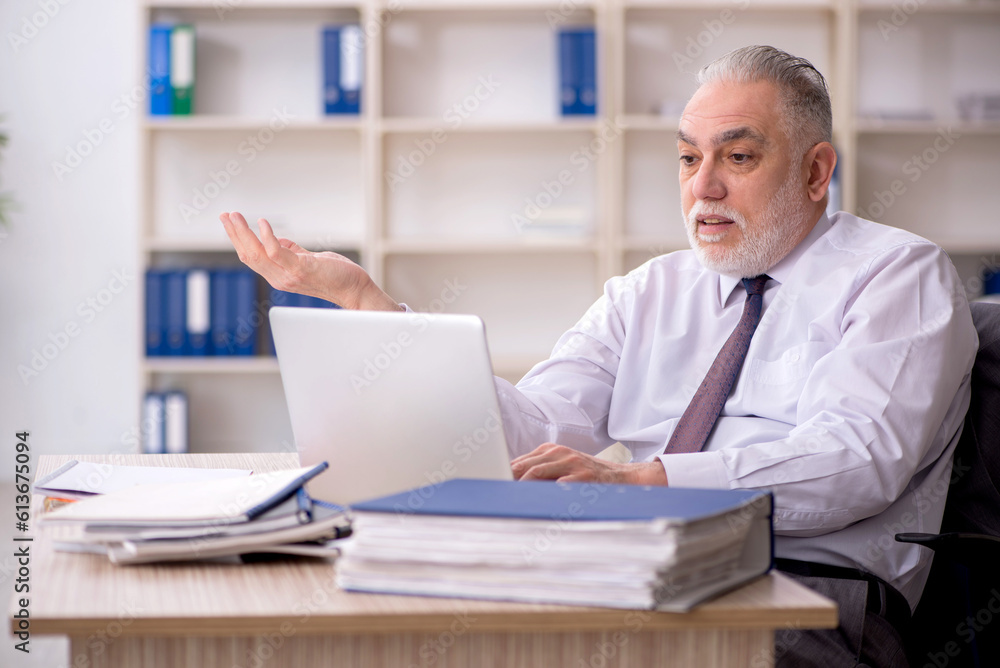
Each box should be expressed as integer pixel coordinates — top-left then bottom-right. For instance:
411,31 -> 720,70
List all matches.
678,80 -> 787,148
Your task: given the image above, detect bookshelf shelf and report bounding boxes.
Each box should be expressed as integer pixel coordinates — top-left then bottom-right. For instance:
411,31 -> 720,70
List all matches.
857,1 -> 1000,14
144,117 -> 365,131
138,0 -> 1000,453
378,118 -> 603,134
390,0 -> 599,11
623,0 -> 834,9
143,357 -> 280,374
855,119 -> 1000,136
383,238 -> 599,254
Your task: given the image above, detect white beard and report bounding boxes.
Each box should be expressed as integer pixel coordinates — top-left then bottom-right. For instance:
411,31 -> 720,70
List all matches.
684,169 -> 813,278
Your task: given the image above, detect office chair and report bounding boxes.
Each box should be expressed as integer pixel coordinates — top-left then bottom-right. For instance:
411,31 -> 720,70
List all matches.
896,300 -> 1000,668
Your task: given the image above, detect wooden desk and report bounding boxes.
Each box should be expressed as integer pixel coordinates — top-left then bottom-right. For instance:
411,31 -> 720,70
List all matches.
11,453 -> 837,668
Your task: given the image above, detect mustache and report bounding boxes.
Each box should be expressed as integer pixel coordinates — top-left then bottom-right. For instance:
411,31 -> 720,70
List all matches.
686,203 -> 747,227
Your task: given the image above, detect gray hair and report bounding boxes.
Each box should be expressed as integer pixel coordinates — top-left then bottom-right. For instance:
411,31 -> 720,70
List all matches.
697,45 -> 832,154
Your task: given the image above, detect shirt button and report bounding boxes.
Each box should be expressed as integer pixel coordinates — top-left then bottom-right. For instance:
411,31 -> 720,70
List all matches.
787,352 -> 800,363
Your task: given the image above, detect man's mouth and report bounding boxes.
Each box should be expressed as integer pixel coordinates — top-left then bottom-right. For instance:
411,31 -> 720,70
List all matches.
697,215 -> 734,230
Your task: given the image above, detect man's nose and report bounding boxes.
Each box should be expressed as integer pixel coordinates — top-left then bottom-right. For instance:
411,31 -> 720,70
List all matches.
691,160 -> 726,201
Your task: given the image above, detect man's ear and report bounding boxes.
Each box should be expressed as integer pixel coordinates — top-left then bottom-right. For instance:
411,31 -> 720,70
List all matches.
805,142 -> 837,203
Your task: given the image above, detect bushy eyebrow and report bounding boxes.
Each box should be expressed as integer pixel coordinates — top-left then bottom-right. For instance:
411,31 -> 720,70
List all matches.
676,126 -> 770,149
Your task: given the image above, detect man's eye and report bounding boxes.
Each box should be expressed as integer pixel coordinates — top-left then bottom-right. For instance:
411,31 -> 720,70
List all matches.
679,155 -> 696,166
731,153 -> 751,164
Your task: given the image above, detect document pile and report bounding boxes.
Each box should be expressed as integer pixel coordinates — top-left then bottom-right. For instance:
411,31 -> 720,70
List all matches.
338,479 -> 773,611
38,462 -> 348,565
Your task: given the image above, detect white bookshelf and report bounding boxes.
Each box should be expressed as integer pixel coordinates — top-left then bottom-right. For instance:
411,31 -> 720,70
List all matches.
139,0 -> 1000,452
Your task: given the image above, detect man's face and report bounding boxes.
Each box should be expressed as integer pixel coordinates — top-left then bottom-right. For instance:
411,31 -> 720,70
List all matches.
677,80 -> 816,278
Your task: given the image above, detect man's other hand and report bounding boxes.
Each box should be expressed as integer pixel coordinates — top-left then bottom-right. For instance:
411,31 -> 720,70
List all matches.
511,443 -> 668,485
220,211 -> 402,312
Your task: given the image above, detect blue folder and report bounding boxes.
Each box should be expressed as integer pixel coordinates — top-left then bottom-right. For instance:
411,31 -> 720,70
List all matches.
163,270 -> 187,356
149,24 -> 172,116
145,269 -> 167,357
352,478 -> 773,524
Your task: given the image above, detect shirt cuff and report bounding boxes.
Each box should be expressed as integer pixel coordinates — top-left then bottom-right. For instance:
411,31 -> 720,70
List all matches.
658,451 -> 730,489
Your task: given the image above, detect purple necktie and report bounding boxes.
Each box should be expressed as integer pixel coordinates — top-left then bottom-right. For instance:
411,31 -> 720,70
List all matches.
664,275 -> 769,455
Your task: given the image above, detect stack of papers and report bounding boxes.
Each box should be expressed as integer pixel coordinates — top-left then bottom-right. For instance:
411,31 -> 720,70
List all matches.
33,460 -> 253,500
39,462 -> 349,565
338,479 -> 773,611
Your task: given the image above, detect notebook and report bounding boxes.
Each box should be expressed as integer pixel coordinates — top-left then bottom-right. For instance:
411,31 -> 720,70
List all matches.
269,307 -> 514,506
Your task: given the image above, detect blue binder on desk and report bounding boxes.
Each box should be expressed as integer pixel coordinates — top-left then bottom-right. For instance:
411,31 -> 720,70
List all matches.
343,479 -> 773,611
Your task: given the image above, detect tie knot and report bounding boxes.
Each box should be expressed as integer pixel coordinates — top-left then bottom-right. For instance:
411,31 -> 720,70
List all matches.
742,275 -> 769,296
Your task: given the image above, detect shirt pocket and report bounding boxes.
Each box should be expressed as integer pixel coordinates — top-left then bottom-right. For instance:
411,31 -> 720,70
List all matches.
748,341 -> 828,386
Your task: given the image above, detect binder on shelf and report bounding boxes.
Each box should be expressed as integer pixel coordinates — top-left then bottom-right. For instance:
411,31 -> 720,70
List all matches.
339,479 -> 773,611
170,24 -> 195,115
578,28 -> 597,115
163,391 -> 189,454
557,29 -> 576,116
557,28 -> 597,117
142,390 -> 188,454
186,269 -> 210,356
145,269 -> 167,357
164,270 -> 188,356
323,25 -> 363,115
141,392 -> 166,454
232,269 -> 259,356
148,24 -> 172,116
210,268 -> 234,355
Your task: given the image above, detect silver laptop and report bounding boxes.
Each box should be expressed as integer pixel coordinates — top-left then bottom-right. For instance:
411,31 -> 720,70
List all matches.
269,307 -> 514,506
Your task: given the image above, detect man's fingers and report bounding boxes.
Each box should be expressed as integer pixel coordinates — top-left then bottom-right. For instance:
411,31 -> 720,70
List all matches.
221,211 -> 266,263
256,218 -> 286,258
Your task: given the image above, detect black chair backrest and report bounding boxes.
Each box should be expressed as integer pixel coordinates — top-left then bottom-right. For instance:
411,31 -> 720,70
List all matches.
942,300 -> 1000,539
903,301 -> 1000,668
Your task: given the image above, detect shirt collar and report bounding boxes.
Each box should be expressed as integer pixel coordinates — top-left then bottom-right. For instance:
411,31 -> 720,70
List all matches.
716,212 -> 832,306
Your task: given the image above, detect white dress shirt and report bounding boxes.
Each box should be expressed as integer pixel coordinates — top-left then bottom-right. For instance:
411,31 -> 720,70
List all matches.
495,212 -> 978,609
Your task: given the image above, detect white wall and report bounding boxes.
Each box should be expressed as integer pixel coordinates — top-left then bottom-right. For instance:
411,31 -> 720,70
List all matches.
0,0 -> 141,482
